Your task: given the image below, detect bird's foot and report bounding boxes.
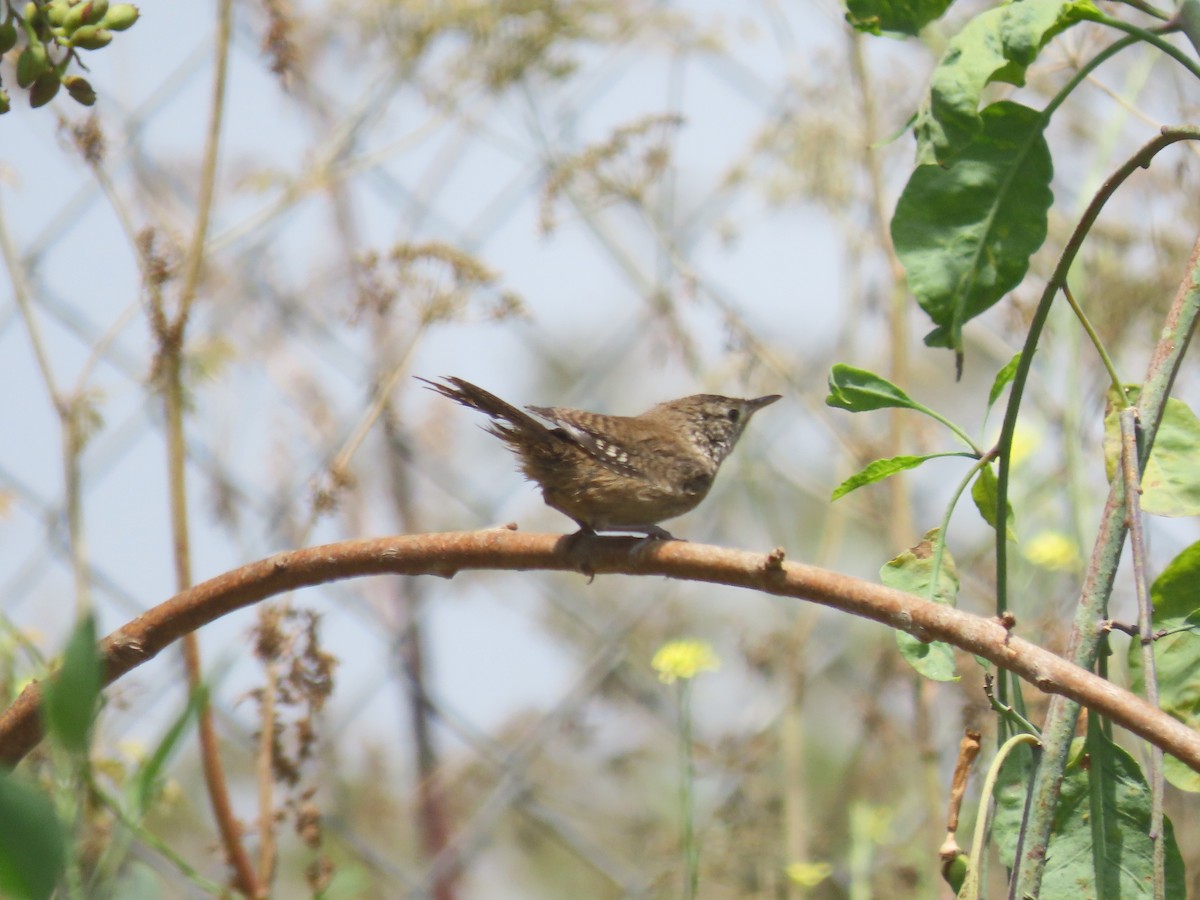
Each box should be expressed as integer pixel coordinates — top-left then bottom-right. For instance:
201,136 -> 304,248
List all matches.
558,525 -> 598,582
629,525 -> 678,557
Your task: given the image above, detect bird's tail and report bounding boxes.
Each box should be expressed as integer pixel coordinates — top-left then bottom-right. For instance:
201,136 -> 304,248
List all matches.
417,376 -> 549,443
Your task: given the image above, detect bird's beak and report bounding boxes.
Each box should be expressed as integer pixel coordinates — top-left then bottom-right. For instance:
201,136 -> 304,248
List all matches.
749,394 -> 782,412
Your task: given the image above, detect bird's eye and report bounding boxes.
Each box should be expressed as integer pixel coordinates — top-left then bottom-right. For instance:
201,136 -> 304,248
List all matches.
726,408 -> 740,423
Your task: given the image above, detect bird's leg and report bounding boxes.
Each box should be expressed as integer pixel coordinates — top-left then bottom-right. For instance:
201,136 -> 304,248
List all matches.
557,521 -> 598,581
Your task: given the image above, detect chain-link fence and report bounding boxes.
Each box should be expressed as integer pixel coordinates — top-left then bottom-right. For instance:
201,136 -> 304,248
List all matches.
4,1 -> 1200,897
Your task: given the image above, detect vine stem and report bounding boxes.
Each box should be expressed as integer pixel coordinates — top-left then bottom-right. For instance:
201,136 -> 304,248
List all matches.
1010,214 -> 1200,898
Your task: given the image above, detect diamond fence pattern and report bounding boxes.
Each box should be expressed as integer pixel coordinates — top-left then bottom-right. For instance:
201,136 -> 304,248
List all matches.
4,1 -> 1145,896
2,3 -> 926,897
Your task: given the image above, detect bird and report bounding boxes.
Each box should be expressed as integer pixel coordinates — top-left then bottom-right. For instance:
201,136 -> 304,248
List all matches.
419,376 -> 780,539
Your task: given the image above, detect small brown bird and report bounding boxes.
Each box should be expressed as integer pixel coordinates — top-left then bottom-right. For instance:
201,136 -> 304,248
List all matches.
420,376 -> 780,539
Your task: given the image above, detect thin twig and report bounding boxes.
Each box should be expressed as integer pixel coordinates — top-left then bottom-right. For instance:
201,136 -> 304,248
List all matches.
154,0 -> 259,894
256,658 -> 278,884
1,173 -> 92,614
1119,407 -> 1165,898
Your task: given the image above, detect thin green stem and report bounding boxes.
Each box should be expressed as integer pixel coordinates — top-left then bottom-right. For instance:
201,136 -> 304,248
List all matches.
1088,12 -> 1200,82
994,124 -> 1200,621
929,454 -> 993,608
87,773 -> 227,895
678,680 -> 698,900
985,680 -> 1040,736
920,405 -> 983,456
994,36 -> 1150,630
1113,0 -> 1171,19
1061,284 -> 1124,398
959,733 -> 1041,900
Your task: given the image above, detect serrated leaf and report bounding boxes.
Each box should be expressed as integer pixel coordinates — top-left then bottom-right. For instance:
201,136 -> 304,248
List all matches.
987,352 -> 1022,412
831,453 -> 957,501
825,364 -> 920,413
913,0 -> 1098,164
41,614 -> 102,755
971,462 -> 1016,541
882,530 -> 960,681
1128,541 -> 1200,791
844,0 -> 954,36
993,732 -> 1186,895
1103,389 -> 1200,517
893,102 -> 1053,357
0,771 -> 65,900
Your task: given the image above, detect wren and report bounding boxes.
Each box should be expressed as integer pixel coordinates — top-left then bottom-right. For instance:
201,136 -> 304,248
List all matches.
420,376 -> 780,539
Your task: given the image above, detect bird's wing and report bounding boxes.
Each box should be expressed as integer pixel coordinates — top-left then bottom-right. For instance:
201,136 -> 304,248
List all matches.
526,406 -> 645,477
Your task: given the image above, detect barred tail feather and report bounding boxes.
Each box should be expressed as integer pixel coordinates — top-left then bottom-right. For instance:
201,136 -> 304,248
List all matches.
417,376 -> 549,439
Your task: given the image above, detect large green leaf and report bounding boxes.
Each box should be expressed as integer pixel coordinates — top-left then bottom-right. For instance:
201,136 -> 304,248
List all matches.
844,0 -> 955,36
1104,390 -> 1200,517
893,102 -> 1053,356
913,0 -> 1097,163
993,733 -> 1186,897
881,530 -> 960,681
0,772 -> 65,900
1128,541 -> 1200,791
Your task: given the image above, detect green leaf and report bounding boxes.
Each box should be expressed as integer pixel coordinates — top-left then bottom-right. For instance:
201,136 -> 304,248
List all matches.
1103,390 -> 1200,517
993,733 -> 1186,897
831,453 -> 962,501
41,613 -> 102,755
132,684 -> 207,815
893,102 -> 1053,356
970,462 -> 1016,541
881,530 -> 960,681
0,771 -> 65,900
913,0 -> 1098,163
844,0 -> 954,36
1128,541 -> 1200,791
825,364 -> 921,413
1083,714 -> 1115,896
987,352 -> 1022,413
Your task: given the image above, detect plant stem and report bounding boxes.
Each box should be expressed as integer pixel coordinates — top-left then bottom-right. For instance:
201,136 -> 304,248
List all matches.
1011,224 -> 1200,898
679,680 -> 698,900
1120,408 -> 1165,898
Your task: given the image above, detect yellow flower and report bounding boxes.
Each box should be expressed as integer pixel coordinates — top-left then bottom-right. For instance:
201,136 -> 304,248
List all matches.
1008,425 -> 1041,468
1024,531 -> 1081,571
116,739 -> 147,763
652,639 -> 720,684
785,861 -> 833,887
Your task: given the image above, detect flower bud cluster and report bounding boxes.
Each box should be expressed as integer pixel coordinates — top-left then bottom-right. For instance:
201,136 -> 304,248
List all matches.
0,0 -> 139,113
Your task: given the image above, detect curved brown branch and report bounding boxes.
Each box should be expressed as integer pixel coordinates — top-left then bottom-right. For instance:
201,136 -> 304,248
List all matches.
2,530 -> 1198,771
